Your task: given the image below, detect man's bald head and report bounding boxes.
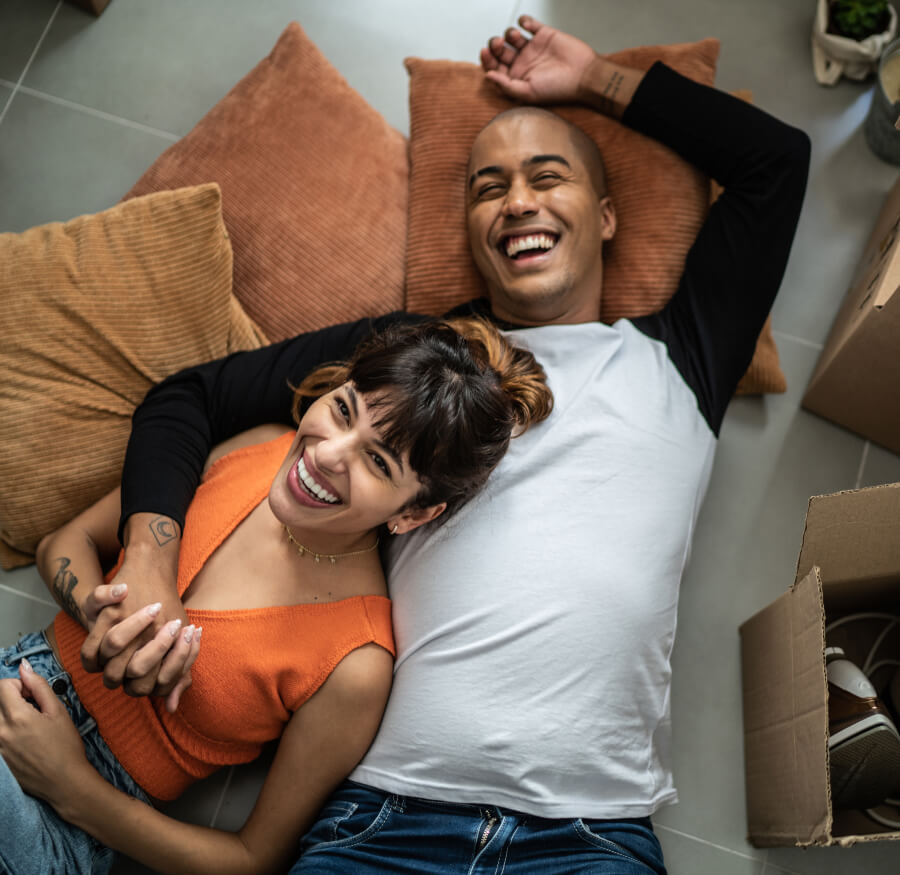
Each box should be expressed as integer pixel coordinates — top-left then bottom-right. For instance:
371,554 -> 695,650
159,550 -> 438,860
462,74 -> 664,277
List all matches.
473,106 -> 607,200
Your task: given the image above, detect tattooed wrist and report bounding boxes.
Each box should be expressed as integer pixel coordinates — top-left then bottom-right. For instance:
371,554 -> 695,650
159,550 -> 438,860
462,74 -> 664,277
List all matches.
597,71 -> 624,115
149,515 -> 178,547
51,557 -> 86,623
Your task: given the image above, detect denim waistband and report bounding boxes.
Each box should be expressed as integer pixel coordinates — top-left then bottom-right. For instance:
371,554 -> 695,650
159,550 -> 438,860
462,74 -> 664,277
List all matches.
343,781 -> 652,827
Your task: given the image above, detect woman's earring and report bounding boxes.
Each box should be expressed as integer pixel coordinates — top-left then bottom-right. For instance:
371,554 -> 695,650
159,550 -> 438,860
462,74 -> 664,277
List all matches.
390,524 -> 399,535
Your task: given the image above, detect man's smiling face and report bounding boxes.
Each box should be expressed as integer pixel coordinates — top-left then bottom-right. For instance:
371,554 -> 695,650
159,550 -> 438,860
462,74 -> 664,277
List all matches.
466,108 -> 616,326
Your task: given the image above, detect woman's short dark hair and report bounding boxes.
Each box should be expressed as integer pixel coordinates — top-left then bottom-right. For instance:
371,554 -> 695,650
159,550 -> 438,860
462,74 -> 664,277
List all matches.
292,318 -> 552,518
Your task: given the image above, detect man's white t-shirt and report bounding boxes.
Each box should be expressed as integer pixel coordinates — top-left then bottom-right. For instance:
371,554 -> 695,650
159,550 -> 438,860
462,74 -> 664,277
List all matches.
351,321 -> 716,818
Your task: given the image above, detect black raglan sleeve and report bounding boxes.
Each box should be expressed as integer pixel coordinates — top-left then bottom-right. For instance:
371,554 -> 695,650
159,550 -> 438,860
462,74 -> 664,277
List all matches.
119,312 -> 424,537
625,63 -> 811,436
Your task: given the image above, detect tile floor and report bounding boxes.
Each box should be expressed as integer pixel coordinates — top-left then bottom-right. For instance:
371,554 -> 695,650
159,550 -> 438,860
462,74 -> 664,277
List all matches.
2,0 -> 900,872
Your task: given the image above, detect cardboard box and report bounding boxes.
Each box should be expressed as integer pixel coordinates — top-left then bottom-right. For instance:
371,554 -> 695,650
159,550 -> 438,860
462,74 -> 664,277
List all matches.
802,175 -> 900,455
740,483 -> 900,847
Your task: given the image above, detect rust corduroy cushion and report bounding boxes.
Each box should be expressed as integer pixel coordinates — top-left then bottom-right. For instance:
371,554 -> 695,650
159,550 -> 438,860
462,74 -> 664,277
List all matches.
0,184 -> 265,569
125,21 -> 408,344
404,41 -> 785,395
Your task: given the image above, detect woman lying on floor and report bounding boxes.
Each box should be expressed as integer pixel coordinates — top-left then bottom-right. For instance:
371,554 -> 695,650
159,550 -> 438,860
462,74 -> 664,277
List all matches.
0,317 -> 552,875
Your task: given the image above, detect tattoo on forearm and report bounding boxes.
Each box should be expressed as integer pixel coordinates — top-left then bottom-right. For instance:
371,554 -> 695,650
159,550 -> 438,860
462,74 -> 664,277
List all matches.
598,71 -> 624,115
52,557 -> 85,623
149,516 -> 177,547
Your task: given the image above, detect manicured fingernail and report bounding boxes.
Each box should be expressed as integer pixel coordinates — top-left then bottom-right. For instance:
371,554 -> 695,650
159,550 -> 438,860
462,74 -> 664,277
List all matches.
195,627 -> 202,643
167,619 -> 183,637
183,624 -> 195,643
147,602 -> 162,617
111,583 -> 127,597
20,656 -> 33,673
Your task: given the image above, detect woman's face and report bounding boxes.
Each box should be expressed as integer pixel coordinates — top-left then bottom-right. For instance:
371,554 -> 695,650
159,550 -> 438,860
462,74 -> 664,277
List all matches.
268,383 -> 444,541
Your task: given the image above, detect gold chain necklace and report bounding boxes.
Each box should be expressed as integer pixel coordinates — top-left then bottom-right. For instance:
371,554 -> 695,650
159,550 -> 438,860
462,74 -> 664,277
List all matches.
283,525 -> 379,565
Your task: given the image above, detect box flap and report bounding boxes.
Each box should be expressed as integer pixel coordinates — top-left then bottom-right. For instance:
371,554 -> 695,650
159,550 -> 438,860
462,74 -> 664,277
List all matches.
796,485 -> 900,599
802,299 -> 900,455
740,567 -> 831,847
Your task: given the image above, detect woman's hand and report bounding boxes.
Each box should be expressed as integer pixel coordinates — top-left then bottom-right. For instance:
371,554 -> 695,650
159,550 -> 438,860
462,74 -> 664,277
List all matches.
0,661 -> 91,808
480,14 -> 597,104
81,585 -> 202,712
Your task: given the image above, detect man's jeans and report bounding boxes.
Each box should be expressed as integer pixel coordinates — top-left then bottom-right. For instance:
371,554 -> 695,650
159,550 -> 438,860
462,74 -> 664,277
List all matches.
293,780 -> 667,874
0,630 -> 149,875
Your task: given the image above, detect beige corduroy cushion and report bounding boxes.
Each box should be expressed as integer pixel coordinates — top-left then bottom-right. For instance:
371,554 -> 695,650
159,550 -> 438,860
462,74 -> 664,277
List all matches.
125,21 -> 409,344
404,43 -> 786,396
0,184 -> 266,569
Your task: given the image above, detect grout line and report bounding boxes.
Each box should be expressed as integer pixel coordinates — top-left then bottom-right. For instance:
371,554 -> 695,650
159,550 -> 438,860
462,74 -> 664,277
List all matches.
0,0 -> 62,127
759,850 -> 768,874
208,766 -> 235,828
653,822 -> 762,862
771,329 -> 824,352
0,582 -> 56,608
854,440 -> 871,489
760,862 -> 805,875
4,81 -> 180,142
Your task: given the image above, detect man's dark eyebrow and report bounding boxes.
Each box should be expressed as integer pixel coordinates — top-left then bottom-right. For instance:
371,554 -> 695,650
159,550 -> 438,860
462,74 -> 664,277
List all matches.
347,385 -> 404,474
469,165 -> 503,189
527,154 -> 571,169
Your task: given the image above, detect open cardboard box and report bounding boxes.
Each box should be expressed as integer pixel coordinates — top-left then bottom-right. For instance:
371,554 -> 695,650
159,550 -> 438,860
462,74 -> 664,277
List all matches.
802,174 -> 900,454
740,483 -> 900,847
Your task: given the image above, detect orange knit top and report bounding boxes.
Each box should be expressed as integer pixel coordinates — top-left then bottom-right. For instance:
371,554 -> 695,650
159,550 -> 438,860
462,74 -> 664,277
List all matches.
54,433 -> 394,800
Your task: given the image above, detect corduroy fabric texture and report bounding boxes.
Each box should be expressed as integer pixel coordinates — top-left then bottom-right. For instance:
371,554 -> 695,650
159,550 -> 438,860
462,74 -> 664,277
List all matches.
0,184 -> 265,569
54,433 -> 395,800
404,42 -> 785,395
125,21 -> 409,344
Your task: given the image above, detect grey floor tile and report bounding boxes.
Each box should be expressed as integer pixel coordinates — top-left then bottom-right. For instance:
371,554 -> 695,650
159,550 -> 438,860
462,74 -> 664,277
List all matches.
0,560 -> 54,603
860,441 -> 900,486
656,826 -> 764,875
0,0 -> 58,82
0,87 -> 170,231
766,838 -> 900,874
157,767 -> 234,829
210,746 -> 273,831
22,0 -> 520,138
0,584 -> 58,648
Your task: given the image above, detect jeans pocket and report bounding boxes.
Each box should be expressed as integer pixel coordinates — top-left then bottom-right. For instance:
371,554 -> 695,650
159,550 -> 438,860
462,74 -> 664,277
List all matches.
301,796 -> 394,853
573,819 -> 664,872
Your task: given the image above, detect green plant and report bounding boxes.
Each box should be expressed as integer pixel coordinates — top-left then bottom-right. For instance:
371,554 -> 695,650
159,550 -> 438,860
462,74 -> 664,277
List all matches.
830,0 -> 892,40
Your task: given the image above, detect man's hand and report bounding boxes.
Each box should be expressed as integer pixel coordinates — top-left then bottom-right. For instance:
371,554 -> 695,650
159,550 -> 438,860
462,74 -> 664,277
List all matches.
80,513 -> 190,704
83,591 -> 202,712
480,14 -> 596,104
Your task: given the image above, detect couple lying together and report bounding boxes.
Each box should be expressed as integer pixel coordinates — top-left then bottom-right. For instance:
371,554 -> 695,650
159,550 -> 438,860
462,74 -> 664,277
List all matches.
0,12 -> 810,875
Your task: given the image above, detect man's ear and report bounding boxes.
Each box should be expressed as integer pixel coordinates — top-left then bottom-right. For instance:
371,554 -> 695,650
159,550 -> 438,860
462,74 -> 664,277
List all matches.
388,503 -> 447,535
599,196 -> 616,241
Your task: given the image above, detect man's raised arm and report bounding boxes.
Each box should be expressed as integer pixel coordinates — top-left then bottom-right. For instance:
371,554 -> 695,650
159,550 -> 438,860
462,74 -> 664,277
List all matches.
484,14 -> 810,435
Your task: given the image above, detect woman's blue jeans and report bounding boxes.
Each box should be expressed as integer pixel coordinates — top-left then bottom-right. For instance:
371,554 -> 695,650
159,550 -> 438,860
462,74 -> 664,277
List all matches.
293,780 -> 667,874
0,630 -> 149,875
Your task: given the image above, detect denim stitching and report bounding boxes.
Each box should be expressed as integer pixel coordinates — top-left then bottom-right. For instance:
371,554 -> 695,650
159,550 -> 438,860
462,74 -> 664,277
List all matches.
572,819 -> 644,864
304,795 -> 394,853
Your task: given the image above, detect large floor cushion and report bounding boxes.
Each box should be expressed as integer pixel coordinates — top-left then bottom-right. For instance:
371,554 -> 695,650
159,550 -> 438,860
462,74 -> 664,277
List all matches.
0,185 -> 264,568
125,22 -> 409,344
